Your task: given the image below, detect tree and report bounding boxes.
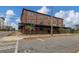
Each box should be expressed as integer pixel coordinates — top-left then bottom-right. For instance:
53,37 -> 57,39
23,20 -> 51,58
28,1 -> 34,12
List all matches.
70,28 -> 74,34
25,24 -> 34,40
25,24 -> 34,34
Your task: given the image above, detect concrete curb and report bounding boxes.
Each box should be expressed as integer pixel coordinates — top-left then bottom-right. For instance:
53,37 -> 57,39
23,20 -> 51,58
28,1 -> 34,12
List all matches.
0,34 -> 76,42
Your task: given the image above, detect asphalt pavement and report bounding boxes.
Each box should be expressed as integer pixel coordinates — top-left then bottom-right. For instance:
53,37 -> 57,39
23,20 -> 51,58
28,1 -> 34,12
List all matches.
18,34 -> 79,53
0,34 -> 79,53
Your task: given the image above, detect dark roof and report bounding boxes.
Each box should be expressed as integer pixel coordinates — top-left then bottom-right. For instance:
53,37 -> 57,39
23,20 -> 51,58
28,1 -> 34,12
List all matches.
0,17 -> 5,20
23,8 -> 64,20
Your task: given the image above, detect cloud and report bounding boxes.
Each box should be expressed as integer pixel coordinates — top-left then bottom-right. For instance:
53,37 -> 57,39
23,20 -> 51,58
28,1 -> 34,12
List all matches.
5,10 -> 19,30
16,18 -> 20,23
6,10 -> 15,17
0,9 -> 19,30
55,10 -> 79,28
37,6 -> 49,14
11,22 -> 18,30
5,10 -> 16,23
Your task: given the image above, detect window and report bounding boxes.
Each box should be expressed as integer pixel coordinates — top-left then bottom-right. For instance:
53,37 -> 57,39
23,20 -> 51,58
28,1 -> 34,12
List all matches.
38,14 -> 44,20
48,17 -> 51,20
29,12 -> 32,16
48,21 -> 50,25
27,19 -> 32,23
40,15 -> 44,19
40,21 -> 44,25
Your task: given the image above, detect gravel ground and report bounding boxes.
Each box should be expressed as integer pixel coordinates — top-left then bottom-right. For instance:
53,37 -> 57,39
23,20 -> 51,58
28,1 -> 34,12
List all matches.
0,34 -> 79,53
0,31 -> 14,38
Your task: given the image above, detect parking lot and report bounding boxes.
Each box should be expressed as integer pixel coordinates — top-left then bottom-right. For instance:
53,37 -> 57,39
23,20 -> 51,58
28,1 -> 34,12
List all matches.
16,34 -> 79,53
0,34 -> 79,53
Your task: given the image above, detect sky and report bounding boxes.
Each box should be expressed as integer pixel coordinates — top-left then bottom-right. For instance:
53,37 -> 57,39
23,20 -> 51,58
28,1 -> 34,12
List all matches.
0,6 -> 79,30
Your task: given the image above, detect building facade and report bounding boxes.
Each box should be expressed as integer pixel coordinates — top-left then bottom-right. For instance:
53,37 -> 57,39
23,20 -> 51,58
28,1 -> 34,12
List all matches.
19,8 -> 64,34
0,17 -> 5,30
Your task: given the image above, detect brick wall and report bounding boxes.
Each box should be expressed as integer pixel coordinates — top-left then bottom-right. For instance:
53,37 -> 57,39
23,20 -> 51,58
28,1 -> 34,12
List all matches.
57,19 -> 64,27
21,9 -> 64,27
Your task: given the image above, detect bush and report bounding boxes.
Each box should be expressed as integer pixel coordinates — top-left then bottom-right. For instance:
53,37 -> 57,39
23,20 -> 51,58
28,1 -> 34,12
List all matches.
59,28 -> 71,33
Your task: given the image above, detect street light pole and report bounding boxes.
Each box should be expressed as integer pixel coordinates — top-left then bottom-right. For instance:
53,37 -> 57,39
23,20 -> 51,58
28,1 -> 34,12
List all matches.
50,9 -> 53,36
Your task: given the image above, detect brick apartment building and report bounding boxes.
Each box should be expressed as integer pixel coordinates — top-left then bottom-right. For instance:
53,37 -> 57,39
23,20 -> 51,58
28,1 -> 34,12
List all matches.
0,17 -> 5,30
19,8 -> 65,34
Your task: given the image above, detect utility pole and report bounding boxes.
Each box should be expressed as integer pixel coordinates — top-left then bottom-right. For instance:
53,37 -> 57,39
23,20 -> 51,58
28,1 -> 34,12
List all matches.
50,9 -> 53,36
